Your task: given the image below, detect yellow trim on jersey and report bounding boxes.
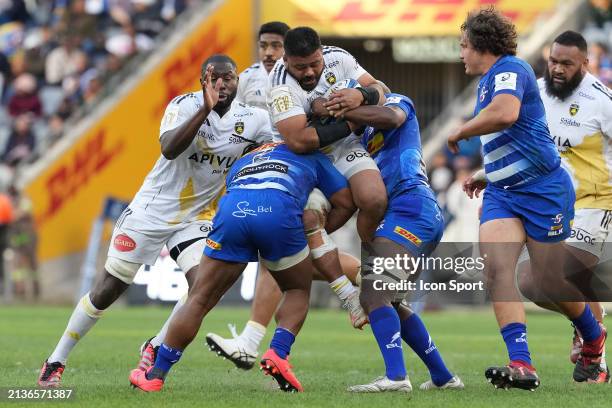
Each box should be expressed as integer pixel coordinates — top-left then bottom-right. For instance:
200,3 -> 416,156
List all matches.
197,186 -> 226,221
562,131 -> 612,209
169,177 -> 197,225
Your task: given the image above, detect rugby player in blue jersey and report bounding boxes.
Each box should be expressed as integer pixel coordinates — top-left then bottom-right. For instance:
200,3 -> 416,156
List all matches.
448,7 -> 606,389
129,142 -> 355,393
333,87 -> 463,393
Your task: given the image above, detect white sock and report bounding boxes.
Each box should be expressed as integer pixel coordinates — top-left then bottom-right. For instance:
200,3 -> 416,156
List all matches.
48,293 -> 103,364
329,275 -> 356,301
240,320 -> 266,352
150,293 -> 187,348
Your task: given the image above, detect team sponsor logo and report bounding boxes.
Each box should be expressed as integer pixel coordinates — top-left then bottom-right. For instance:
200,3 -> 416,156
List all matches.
424,335 -> 437,354
385,332 -> 402,349
393,226 -> 422,246
234,162 -> 289,179
551,135 -> 573,148
345,150 -> 370,162
570,227 -> 595,245
325,71 -> 337,85
560,117 -> 580,127
515,333 -> 527,343
197,129 -> 216,141
494,72 -> 517,92
231,201 -> 273,218
579,91 -> 595,100
479,86 -> 488,103
367,132 -> 385,156
114,234 -> 136,252
270,86 -> 293,114
569,103 -> 579,116
326,60 -> 340,69
234,121 -> 244,135
199,224 -> 212,233
548,214 -> 564,237
188,152 -> 237,168
205,238 -> 221,250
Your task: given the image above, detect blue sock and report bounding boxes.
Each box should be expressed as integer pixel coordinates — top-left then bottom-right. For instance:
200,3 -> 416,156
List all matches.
369,306 -> 406,381
572,305 -> 602,342
270,327 -> 295,359
148,343 -> 183,379
400,313 -> 453,386
500,323 -> 531,365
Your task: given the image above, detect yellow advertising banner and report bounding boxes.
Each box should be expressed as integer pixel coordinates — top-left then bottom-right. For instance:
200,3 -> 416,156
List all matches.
261,0 -> 557,37
25,0 -> 253,262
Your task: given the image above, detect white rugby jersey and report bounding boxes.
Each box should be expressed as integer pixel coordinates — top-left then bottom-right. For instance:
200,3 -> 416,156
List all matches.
539,72 -> 612,209
266,46 -> 368,146
130,91 -> 273,225
236,62 -> 270,110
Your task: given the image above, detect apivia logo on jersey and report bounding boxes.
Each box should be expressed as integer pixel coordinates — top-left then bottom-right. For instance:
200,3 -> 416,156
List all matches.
188,151 -> 237,173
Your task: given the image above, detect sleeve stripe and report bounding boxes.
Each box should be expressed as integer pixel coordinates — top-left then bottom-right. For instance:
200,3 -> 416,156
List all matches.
273,65 -> 286,86
281,70 -> 288,85
592,82 -> 612,102
322,46 -> 350,57
175,93 -> 193,104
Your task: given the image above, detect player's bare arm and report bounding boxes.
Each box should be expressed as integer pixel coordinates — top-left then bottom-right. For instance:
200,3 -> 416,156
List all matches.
447,93 -> 520,153
343,105 -> 406,129
160,65 -> 222,159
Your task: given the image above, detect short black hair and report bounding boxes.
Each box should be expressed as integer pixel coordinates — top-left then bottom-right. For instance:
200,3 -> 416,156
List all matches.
553,30 -> 588,53
258,21 -> 290,39
201,54 -> 236,75
284,26 -> 321,57
461,6 -> 517,56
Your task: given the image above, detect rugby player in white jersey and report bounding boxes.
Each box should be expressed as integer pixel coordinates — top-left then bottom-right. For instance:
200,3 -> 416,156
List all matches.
205,27 -> 371,370
517,31 -> 612,383
37,54 -> 274,387
236,21 -> 290,109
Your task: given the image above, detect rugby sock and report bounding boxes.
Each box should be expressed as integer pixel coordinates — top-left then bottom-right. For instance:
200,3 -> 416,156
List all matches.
270,327 -> 295,359
500,322 -> 532,366
400,313 -> 453,386
147,343 -> 182,380
369,306 -> 406,381
329,275 -> 356,301
240,320 -> 266,351
48,293 -> 103,364
150,293 -> 187,348
572,305 -> 602,342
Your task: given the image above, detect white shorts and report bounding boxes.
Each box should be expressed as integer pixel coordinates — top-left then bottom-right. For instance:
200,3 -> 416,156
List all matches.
566,208 -> 612,258
322,135 -> 379,179
107,207 -> 212,267
518,208 -> 612,262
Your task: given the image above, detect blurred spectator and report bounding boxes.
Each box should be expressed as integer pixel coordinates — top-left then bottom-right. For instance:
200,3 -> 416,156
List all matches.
0,50 -> 10,98
589,0 -> 612,28
443,167 -> 482,242
45,34 -> 86,85
588,42 -> 612,86
428,151 -> 453,198
8,73 -> 41,117
2,113 -> 36,165
0,0 -> 30,25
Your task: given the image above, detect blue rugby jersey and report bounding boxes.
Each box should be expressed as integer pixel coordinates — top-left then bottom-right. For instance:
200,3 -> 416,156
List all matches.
226,142 -> 347,208
475,55 -> 560,188
361,93 -> 433,200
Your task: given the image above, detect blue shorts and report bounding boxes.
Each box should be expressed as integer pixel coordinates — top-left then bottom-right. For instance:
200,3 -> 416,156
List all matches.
481,166 -> 575,242
204,189 -> 308,264
375,187 -> 444,257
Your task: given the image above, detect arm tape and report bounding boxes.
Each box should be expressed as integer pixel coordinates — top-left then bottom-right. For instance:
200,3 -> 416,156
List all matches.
315,120 -> 352,148
357,86 -> 380,106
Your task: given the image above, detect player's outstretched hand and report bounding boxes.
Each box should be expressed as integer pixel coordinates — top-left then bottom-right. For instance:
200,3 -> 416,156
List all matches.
463,169 -> 487,199
324,88 -> 363,117
203,65 -> 222,111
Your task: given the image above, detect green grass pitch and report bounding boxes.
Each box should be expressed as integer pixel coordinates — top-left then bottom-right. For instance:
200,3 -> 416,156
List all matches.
1,305 -> 611,407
